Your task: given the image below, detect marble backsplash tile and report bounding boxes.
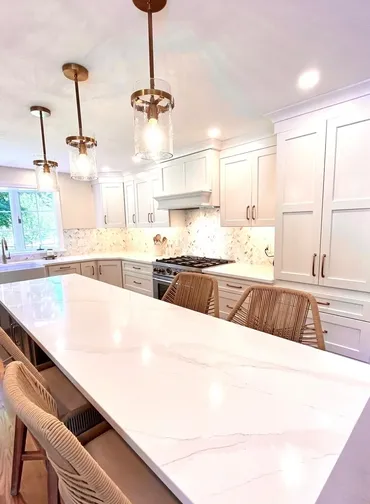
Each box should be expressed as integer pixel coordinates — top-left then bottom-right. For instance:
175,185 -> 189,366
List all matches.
63,209 -> 274,265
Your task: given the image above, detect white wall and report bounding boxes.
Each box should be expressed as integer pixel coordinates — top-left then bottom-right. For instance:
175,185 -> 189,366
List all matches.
0,166 -> 96,229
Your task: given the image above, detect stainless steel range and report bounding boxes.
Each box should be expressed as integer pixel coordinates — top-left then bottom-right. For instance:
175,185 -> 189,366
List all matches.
152,256 -> 232,300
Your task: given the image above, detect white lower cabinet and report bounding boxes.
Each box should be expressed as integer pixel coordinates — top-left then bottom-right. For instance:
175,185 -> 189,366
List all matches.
122,261 -> 153,297
47,263 -> 82,276
81,261 -> 98,280
218,291 -> 241,320
97,261 -> 123,288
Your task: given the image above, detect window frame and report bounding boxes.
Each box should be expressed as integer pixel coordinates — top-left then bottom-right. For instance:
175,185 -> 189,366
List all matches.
0,187 -> 64,253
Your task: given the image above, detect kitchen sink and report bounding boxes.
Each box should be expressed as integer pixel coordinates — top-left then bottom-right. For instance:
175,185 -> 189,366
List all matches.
0,261 -> 46,284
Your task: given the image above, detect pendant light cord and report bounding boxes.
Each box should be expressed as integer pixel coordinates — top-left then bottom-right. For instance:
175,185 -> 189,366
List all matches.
74,71 -> 83,137
148,7 -> 155,88
39,111 -> 48,163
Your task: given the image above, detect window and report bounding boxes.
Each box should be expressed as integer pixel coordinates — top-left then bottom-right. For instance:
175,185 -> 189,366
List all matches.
0,188 -> 63,252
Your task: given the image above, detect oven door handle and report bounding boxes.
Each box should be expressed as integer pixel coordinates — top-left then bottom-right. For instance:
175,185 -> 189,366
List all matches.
153,276 -> 173,285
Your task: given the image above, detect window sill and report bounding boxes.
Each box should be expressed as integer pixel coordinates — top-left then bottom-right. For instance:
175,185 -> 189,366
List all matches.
9,249 -> 66,257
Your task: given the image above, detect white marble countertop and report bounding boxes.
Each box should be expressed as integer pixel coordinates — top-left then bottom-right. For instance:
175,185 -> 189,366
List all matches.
1,274 -> 370,504
205,262 -> 274,283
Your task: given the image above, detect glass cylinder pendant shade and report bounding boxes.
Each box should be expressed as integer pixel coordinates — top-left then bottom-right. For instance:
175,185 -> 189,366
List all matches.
66,136 -> 98,181
132,78 -> 174,161
35,163 -> 59,192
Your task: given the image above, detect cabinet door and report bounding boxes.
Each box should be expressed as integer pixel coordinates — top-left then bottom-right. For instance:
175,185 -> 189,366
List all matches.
184,154 -> 208,192
81,261 -> 98,280
48,263 -> 82,276
124,180 -> 136,228
274,124 -> 326,284
101,183 -> 125,227
320,113 -> 370,292
151,175 -> 169,227
98,261 -> 123,287
220,154 -> 252,227
251,147 -> 276,227
162,160 -> 185,194
135,179 -> 152,228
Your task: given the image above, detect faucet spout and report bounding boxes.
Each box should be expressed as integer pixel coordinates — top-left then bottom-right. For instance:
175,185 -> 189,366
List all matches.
1,238 -> 8,264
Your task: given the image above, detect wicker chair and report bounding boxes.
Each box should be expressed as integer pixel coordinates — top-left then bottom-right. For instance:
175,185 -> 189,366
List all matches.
227,285 -> 325,350
162,272 -> 219,317
0,327 -> 103,497
4,361 -> 180,504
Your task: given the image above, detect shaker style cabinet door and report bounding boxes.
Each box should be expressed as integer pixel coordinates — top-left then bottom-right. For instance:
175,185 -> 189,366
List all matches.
97,261 -> 123,288
220,154 -> 252,227
250,147 -> 276,227
274,124 -> 326,284
101,183 -> 126,228
135,179 -> 152,228
81,261 -> 98,280
124,180 -> 136,228
151,175 -> 169,227
320,113 -> 370,292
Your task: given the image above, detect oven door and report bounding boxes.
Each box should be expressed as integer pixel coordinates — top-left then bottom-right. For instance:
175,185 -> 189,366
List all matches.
153,276 -> 172,300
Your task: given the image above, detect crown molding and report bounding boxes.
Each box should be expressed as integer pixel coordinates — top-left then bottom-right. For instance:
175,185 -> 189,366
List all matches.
265,79 -> 370,124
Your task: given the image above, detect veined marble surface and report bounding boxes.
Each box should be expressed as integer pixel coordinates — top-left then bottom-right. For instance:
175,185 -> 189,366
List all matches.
1,275 -> 370,504
205,262 -> 274,283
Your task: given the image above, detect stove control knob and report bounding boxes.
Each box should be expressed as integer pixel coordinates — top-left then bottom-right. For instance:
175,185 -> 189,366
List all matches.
166,268 -> 172,275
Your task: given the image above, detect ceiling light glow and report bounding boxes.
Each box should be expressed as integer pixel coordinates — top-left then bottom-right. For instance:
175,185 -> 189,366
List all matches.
297,69 -> 320,90
207,127 -> 221,139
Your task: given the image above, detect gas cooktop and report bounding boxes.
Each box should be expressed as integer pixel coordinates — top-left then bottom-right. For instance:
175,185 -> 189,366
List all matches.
153,255 -> 232,277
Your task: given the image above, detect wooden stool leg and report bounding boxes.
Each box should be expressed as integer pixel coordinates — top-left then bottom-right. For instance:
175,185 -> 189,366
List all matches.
11,416 -> 27,496
46,460 -> 60,504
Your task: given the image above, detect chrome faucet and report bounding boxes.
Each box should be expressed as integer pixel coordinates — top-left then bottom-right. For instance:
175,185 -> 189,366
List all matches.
1,238 -> 10,264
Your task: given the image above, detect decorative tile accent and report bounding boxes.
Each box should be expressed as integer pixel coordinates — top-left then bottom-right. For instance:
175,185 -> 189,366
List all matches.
63,228 -> 126,256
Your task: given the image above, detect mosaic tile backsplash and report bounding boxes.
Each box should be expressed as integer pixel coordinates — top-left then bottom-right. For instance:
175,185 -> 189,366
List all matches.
63,208 -> 274,265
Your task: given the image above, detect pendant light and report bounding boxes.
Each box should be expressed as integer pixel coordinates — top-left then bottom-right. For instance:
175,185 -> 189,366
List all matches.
62,63 -> 98,181
131,0 -> 174,161
30,106 -> 59,192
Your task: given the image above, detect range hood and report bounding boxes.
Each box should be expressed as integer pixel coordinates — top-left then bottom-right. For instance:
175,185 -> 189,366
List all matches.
154,190 -> 213,210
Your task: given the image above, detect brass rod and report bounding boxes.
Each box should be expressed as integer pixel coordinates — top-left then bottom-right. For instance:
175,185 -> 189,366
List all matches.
39,111 -> 47,163
148,8 -> 155,88
74,71 -> 83,137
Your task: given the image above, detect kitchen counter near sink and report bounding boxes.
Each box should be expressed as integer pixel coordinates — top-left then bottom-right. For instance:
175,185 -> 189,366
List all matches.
204,262 -> 274,284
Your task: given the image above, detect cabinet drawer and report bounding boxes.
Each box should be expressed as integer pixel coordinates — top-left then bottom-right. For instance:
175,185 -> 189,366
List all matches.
123,261 -> 153,276
123,273 -> 153,296
308,313 -> 370,363
315,295 -> 370,323
48,263 -> 81,276
216,277 -> 251,294
219,291 -> 242,320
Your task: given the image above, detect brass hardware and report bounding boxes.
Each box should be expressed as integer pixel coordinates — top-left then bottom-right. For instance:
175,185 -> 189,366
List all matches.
62,63 -> 89,82
226,304 -> 234,310
226,283 -> 242,289
104,215 -> 107,225
133,0 -> 167,13
133,266 -> 141,270
65,135 -> 97,148
99,265 -> 102,275
30,105 -> 58,173
317,301 -> 330,306
133,214 -> 136,224
130,88 -> 174,108
133,280 -> 142,285
252,205 -> 256,220
246,206 -> 250,220
59,266 -> 71,270
92,265 -> 95,276
30,106 -> 51,118
321,254 -> 327,278
323,330 -> 328,334
312,253 -> 317,277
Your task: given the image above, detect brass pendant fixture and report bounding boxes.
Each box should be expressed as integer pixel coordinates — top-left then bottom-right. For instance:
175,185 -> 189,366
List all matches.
131,0 -> 174,161
30,106 -> 59,192
63,63 -> 98,181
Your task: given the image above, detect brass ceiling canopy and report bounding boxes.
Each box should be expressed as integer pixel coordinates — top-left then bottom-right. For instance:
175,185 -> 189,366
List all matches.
131,0 -> 174,161
30,105 -> 59,191
62,63 -> 98,181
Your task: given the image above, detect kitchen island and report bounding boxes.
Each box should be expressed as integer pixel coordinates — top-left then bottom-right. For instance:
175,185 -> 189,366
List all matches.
0,274 -> 370,504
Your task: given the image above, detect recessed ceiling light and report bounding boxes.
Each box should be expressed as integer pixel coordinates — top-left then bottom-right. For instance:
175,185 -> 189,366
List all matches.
297,69 -> 320,90
207,127 -> 221,139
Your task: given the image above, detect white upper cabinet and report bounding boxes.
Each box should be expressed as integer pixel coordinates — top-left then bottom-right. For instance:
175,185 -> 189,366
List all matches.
220,154 -> 252,226
162,160 -> 184,194
220,145 -> 276,228
275,125 -> 326,284
151,173 -> 170,227
320,113 -> 370,291
124,180 -> 136,228
94,182 -> 125,228
135,178 -> 152,228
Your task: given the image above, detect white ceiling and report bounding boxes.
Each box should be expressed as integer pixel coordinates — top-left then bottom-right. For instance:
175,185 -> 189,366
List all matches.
0,0 -> 370,173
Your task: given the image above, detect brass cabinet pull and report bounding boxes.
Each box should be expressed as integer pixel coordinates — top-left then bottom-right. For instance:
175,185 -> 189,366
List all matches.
312,253 -> 317,277
317,301 -> 330,306
133,280 -> 142,285
59,265 -> 71,270
92,265 -> 95,276
226,304 -> 234,309
252,205 -> 256,220
104,215 -> 107,225
132,214 -> 136,224
133,266 -> 141,270
99,265 -> 102,276
321,254 -> 327,278
226,283 -> 242,289
246,206 -> 250,220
